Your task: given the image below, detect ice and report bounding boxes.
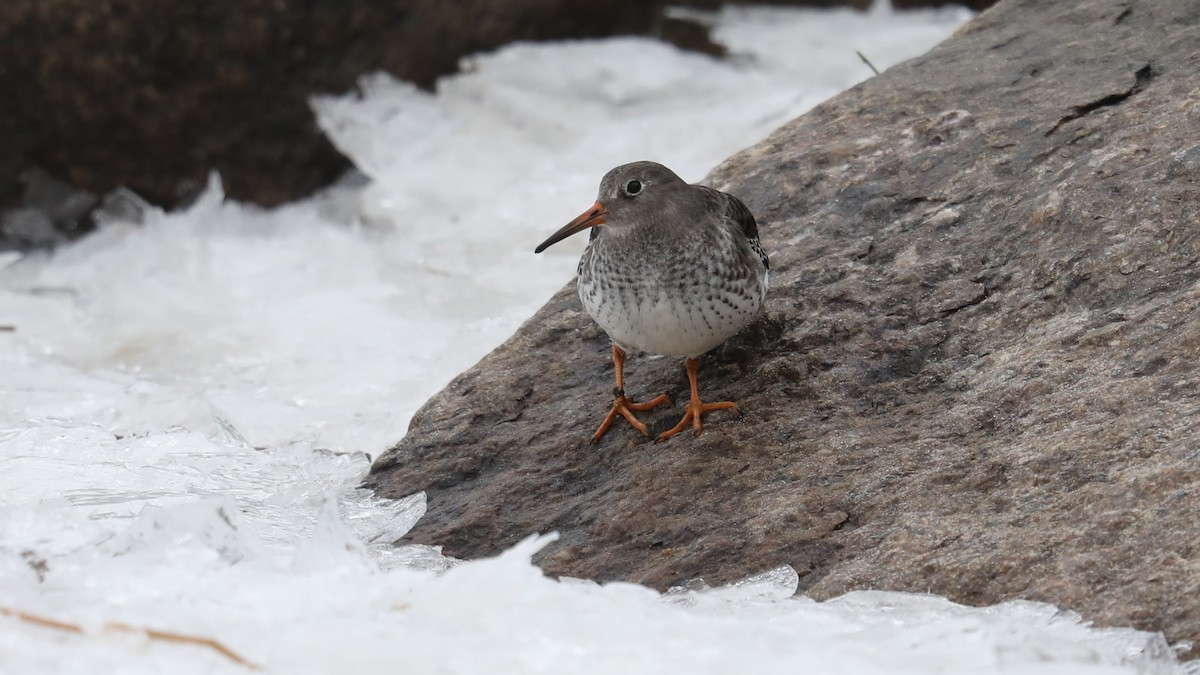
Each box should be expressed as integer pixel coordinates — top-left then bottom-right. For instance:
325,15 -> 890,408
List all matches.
0,3 -> 1191,673
8,532 -> 1156,675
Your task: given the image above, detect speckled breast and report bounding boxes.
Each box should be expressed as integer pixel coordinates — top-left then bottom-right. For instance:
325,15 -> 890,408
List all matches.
577,227 -> 767,357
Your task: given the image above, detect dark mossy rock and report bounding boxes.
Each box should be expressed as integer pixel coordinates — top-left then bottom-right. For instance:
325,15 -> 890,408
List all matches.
0,0 -> 997,251
0,0 -> 663,215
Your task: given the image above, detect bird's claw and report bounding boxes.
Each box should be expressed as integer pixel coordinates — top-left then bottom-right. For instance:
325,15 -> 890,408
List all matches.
656,400 -> 740,443
591,393 -> 672,444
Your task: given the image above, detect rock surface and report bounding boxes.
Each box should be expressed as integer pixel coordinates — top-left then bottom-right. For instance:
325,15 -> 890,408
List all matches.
383,0 -> 1197,654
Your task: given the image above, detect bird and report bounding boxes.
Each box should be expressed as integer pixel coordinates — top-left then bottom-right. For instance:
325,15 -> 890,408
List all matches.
534,161 -> 769,443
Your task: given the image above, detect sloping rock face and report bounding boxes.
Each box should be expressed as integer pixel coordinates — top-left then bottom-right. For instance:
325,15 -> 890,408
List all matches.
368,0 -> 1200,654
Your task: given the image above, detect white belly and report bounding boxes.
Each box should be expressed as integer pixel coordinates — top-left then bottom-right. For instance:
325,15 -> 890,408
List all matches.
579,280 -> 764,357
576,222 -> 768,357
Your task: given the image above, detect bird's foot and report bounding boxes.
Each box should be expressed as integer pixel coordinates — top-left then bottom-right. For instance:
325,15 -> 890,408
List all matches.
656,397 -> 740,442
591,389 -> 672,444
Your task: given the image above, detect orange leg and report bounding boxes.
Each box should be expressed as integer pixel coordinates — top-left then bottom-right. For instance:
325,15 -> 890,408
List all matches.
656,357 -> 740,442
592,344 -> 671,444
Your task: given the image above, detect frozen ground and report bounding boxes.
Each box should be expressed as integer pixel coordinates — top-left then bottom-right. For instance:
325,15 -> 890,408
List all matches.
0,4 -> 1192,673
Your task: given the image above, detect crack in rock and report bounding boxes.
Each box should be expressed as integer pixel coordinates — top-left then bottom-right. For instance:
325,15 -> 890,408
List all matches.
1046,63 -> 1153,136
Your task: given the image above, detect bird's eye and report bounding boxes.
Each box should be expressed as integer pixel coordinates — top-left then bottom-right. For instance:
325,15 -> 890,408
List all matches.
624,180 -> 643,196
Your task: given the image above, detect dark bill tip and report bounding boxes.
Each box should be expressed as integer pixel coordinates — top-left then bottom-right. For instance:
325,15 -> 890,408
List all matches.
535,201 -> 607,253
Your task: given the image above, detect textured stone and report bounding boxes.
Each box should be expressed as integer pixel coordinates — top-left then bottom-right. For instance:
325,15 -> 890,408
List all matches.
0,0 -> 668,210
368,0 -> 1200,655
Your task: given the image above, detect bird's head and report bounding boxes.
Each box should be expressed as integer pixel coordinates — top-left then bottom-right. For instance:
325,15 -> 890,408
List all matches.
534,161 -> 686,253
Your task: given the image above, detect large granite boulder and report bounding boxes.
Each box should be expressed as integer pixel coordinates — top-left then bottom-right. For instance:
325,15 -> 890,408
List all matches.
367,0 -> 1200,655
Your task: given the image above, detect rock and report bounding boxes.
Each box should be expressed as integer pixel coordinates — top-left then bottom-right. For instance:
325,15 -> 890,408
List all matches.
367,0 -> 1200,655
0,0 -> 997,249
1,208 -> 59,248
0,169 -> 97,251
0,0 -> 668,218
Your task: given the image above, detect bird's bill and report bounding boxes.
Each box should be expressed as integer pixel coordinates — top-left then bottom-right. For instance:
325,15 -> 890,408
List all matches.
534,201 -> 607,253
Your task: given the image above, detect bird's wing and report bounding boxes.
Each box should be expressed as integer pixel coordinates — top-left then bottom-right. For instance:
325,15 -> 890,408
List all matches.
698,185 -> 769,270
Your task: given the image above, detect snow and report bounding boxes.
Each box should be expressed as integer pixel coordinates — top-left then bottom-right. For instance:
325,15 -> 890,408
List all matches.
0,4 -> 1192,673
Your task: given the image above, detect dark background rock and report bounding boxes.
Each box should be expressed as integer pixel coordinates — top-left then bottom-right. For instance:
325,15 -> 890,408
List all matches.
0,0 -> 995,252
0,169 -> 97,249
0,0 -> 660,215
367,0 -> 1200,657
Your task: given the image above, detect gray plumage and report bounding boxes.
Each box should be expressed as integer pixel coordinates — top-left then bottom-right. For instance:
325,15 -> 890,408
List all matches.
575,161 -> 769,358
